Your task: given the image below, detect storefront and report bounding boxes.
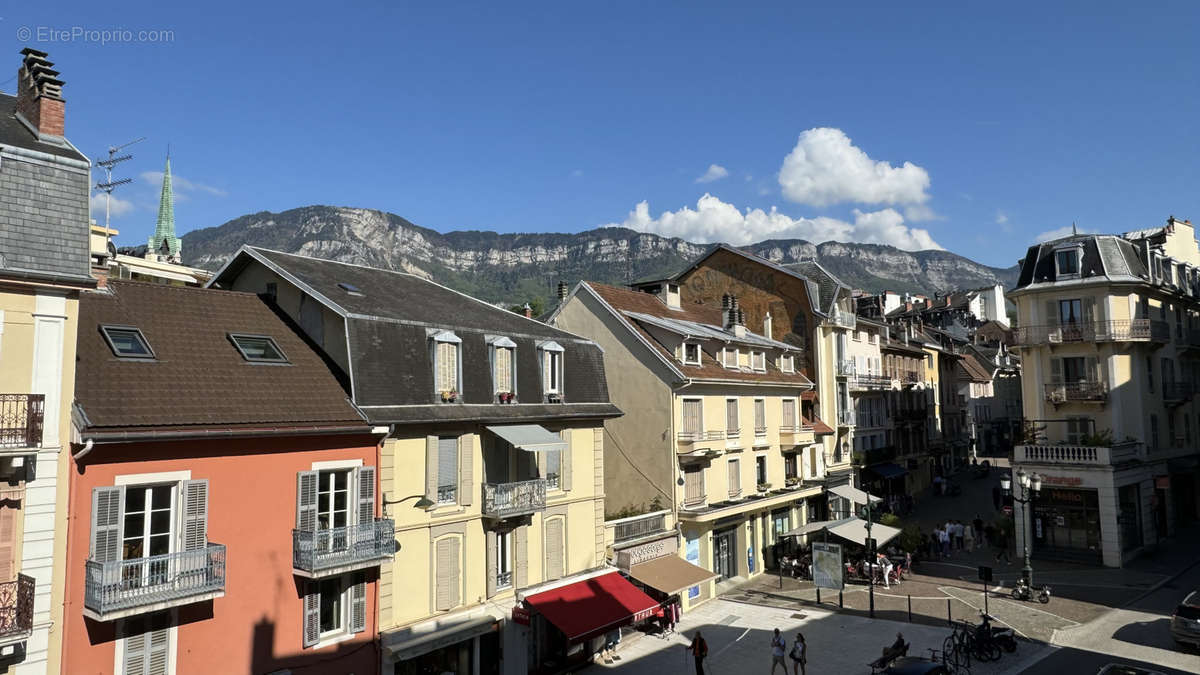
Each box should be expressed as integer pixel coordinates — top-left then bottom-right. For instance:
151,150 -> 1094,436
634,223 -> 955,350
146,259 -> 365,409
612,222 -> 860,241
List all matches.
1031,486 -> 1102,564
616,531 -> 716,617
389,615 -> 502,675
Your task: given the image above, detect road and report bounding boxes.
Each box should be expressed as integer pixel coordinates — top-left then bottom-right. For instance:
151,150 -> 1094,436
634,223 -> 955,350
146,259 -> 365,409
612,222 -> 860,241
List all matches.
1022,560 -> 1200,675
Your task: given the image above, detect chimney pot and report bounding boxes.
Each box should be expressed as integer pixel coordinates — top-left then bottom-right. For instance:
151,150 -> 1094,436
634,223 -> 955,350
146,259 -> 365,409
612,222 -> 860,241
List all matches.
722,293 -> 731,309
523,302 -> 532,319
557,281 -> 568,301
15,49 -> 65,139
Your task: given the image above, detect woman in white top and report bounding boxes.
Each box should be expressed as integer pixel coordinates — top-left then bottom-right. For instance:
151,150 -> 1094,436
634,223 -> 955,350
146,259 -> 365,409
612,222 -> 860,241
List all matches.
790,632 -> 807,675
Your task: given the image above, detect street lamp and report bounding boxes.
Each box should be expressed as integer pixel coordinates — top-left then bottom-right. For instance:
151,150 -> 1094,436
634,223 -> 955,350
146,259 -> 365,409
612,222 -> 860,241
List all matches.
1000,468 -> 1042,587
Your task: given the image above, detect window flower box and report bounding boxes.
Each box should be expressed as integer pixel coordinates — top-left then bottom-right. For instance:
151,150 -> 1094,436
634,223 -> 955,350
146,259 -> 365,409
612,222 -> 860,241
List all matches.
546,393 -> 562,404
497,392 -> 517,404
756,482 -> 771,493
785,477 -> 800,488
440,390 -> 458,403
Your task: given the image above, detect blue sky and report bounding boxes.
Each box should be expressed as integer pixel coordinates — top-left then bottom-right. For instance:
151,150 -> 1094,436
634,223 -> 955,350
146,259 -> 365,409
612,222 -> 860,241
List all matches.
6,1 -> 1199,267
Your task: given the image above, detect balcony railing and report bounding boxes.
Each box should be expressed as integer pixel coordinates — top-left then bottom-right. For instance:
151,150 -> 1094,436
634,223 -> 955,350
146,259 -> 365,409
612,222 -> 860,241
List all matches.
612,512 -> 668,544
850,374 -> 891,391
483,479 -> 547,519
1162,381 -> 1193,403
293,519 -> 395,577
837,410 -> 855,426
778,423 -> 815,443
495,571 -> 513,590
0,394 -> 44,450
831,308 -> 857,329
835,360 -> 856,377
1015,442 -> 1143,465
1014,319 -> 1169,346
1043,381 -> 1108,403
84,544 -> 226,620
0,574 -> 34,644
677,430 -> 724,444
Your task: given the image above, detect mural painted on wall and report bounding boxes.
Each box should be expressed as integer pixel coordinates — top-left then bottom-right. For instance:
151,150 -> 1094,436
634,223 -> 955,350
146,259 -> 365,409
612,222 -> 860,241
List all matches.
679,252 -> 816,374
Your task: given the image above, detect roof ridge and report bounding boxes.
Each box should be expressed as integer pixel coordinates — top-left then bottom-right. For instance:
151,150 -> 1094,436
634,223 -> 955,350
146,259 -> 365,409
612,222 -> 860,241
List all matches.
105,279 -> 261,298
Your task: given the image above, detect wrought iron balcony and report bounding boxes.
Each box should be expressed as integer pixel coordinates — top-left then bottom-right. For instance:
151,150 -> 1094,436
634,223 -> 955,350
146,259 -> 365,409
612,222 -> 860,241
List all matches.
612,512 -> 668,544
836,410 -> 856,426
831,308 -> 857,330
483,479 -> 547,519
293,519 -> 395,577
84,544 -> 226,621
835,360 -> 856,377
495,571 -> 513,590
0,394 -> 44,452
1043,381 -> 1108,403
1014,319 -> 1169,346
850,374 -> 891,391
0,574 -> 34,645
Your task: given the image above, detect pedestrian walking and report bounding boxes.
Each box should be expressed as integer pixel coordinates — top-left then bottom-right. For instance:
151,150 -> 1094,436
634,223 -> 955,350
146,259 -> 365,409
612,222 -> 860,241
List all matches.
771,627 -> 788,675
954,520 -> 964,550
688,631 -> 708,675
964,520 -> 975,552
973,514 -> 984,541
940,525 -> 951,557
790,632 -> 807,675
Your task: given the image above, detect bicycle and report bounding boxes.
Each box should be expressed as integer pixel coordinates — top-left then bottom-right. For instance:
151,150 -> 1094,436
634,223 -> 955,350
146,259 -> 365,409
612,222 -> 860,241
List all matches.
942,621 -> 974,668
926,648 -> 972,675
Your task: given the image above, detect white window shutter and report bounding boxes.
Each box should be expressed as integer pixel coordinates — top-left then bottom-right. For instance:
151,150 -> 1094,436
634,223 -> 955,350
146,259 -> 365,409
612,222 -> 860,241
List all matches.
181,479 -> 208,552
302,582 -> 320,647
560,429 -> 572,491
350,578 -> 366,634
485,530 -> 497,598
448,538 -> 461,608
122,630 -> 146,675
458,436 -> 474,506
425,436 -> 439,503
295,471 -> 318,531
91,486 -> 123,563
435,539 -> 452,611
514,525 -> 528,588
545,519 -> 564,581
147,627 -> 169,675
1049,359 -> 1063,384
357,466 -> 376,525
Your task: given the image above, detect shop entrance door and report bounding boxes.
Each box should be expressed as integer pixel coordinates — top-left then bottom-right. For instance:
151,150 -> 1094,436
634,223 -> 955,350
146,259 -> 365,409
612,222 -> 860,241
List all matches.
713,528 -> 736,580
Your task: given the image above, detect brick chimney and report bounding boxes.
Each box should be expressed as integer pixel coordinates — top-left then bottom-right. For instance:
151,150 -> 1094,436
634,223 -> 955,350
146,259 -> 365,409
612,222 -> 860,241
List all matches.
523,303 -> 532,319
15,48 -> 65,140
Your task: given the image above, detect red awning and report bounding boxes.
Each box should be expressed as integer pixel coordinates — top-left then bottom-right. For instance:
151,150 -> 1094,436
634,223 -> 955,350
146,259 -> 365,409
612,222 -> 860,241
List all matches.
524,572 -> 659,642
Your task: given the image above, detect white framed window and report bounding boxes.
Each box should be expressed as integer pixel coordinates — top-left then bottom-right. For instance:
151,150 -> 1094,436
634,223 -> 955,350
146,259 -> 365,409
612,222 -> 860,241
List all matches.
304,571 -> 366,648
90,475 -> 208,580
539,341 -> 564,400
722,347 -> 740,369
780,354 -> 795,373
496,530 -> 513,590
1055,247 -> 1081,277
489,336 -> 517,397
753,399 -> 766,436
432,331 -> 462,400
228,333 -> 289,363
100,324 -> 155,359
682,342 -> 702,365
750,351 -> 766,372
115,610 -> 174,675
681,398 -> 703,436
437,436 -> 459,504
725,398 -> 740,435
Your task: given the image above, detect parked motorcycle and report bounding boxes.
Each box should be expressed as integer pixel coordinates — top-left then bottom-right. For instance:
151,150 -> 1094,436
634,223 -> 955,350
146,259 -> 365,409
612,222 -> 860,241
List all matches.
1010,577 -> 1051,604
976,612 -> 1017,653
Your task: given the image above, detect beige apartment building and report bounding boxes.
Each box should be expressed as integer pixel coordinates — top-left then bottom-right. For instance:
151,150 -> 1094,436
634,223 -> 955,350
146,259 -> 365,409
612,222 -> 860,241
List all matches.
549,280 -> 829,608
1010,217 -> 1200,567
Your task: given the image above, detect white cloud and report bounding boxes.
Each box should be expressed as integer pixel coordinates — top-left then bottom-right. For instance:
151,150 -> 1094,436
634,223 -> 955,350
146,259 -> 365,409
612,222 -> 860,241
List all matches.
1035,224 -> 1094,243
609,193 -> 942,251
778,128 -> 931,207
695,164 -> 729,184
140,171 -> 228,197
995,211 -> 1009,225
90,192 -> 136,220
904,204 -> 939,222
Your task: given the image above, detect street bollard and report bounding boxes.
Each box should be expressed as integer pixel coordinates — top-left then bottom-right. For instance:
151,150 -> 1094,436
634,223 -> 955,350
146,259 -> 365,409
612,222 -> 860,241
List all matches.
839,590 -> 844,608
816,587 -> 820,604
947,598 -> 952,626
908,595 -> 912,623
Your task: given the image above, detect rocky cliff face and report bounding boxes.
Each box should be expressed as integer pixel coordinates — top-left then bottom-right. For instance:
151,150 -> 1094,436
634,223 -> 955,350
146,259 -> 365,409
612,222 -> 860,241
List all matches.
183,205 -> 1017,303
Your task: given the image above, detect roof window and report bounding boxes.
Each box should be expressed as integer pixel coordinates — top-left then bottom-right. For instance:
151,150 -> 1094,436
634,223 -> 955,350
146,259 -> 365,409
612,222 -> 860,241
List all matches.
100,325 -> 155,359
229,333 -> 289,363
337,282 -> 363,296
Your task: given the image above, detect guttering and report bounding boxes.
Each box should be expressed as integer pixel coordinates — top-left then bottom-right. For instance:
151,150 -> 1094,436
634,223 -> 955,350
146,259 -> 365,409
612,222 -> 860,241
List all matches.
675,378 -> 814,390
72,438 -> 94,461
82,423 -> 375,444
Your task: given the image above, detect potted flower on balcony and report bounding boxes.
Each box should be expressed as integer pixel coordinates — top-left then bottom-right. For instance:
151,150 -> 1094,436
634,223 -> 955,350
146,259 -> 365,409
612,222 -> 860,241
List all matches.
440,390 -> 458,403
756,482 -> 771,493
546,392 -> 562,404
498,392 -> 516,404
785,476 -> 800,488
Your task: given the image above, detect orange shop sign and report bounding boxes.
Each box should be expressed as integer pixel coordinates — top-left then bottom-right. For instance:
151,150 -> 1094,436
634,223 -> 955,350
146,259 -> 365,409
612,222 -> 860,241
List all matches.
1040,475 -> 1083,487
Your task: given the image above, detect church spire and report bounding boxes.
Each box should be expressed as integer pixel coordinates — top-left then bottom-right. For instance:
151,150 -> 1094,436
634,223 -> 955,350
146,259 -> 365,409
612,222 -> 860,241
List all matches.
147,151 -> 181,263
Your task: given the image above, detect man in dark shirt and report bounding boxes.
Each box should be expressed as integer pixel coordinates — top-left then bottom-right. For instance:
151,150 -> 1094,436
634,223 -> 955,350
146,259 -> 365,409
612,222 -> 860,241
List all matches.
688,631 -> 708,675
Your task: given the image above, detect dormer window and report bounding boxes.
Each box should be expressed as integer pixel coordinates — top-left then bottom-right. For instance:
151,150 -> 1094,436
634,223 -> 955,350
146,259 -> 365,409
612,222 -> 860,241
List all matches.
750,351 -> 766,372
229,333 -> 289,363
489,336 -> 517,400
539,341 -> 564,401
780,354 -> 795,373
722,347 -> 740,369
1055,247 -> 1081,277
100,325 -> 154,359
682,342 -> 701,365
431,330 -> 461,402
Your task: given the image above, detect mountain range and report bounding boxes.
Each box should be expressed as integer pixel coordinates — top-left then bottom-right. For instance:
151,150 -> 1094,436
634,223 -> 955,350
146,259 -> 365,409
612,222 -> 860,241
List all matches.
170,205 -> 1019,306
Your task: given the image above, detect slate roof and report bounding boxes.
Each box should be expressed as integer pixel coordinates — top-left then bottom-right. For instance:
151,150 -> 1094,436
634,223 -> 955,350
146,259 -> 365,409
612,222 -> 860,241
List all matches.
648,244 -> 829,317
210,247 -> 621,424
1014,234 -> 1148,291
585,282 -> 814,388
0,93 -> 86,161
75,281 -> 366,435
784,259 -> 847,315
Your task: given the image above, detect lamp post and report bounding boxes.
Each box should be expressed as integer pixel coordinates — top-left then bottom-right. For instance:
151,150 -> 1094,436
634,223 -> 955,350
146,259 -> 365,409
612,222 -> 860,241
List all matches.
860,498 -> 876,619
1000,468 -> 1042,587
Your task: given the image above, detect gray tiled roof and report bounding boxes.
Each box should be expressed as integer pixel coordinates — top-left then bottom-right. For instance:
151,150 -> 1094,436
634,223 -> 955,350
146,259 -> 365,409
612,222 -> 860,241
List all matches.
1014,234 -> 1147,290
784,260 -> 845,314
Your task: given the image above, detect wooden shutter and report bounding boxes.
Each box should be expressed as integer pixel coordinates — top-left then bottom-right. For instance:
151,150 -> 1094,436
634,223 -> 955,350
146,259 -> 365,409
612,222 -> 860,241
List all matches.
448,538 -> 461,608
1045,301 -> 1058,325
438,437 -> 459,501
357,466 -> 375,525
147,627 -> 168,675
350,578 -> 366,634
435,538 -> 455,611
514,525 -> 528,588
754,400 -> 765,430
296,471 -> 318,531
1049,358 -> 1063,384
496,348 -> 512,393
0,497 -> 20,581
560,429 -> 572,491
684,467 -> 703,504
122,629 -> 146,675
809,448 -> 817,479
682,400 -> 701,434
181,479 -> 208,552
726,399 -> 738,432
1086,357 -> 1100,385
302,582 -> 320,647
545,519 -> 564,581
782,399 -> 795,427
458,436 -> 474,506
91,486 -> 122,562
425,436 -> 438,503
486,530 -> 498,598
727,459 -> 740,496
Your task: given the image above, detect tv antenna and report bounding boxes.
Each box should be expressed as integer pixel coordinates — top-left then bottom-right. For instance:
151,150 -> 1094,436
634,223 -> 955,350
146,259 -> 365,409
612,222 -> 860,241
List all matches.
94,136 -> 145,259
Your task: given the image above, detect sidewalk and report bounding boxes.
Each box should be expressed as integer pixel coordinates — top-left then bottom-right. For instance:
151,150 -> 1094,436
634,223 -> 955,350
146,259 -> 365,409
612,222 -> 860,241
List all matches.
589,597 -> 1048,675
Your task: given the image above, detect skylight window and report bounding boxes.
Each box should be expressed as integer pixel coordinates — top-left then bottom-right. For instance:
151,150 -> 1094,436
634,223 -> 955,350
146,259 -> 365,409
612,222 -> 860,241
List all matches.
229,333 -> 289,363
101,325 -> 154,359
337,282 -> 363,296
